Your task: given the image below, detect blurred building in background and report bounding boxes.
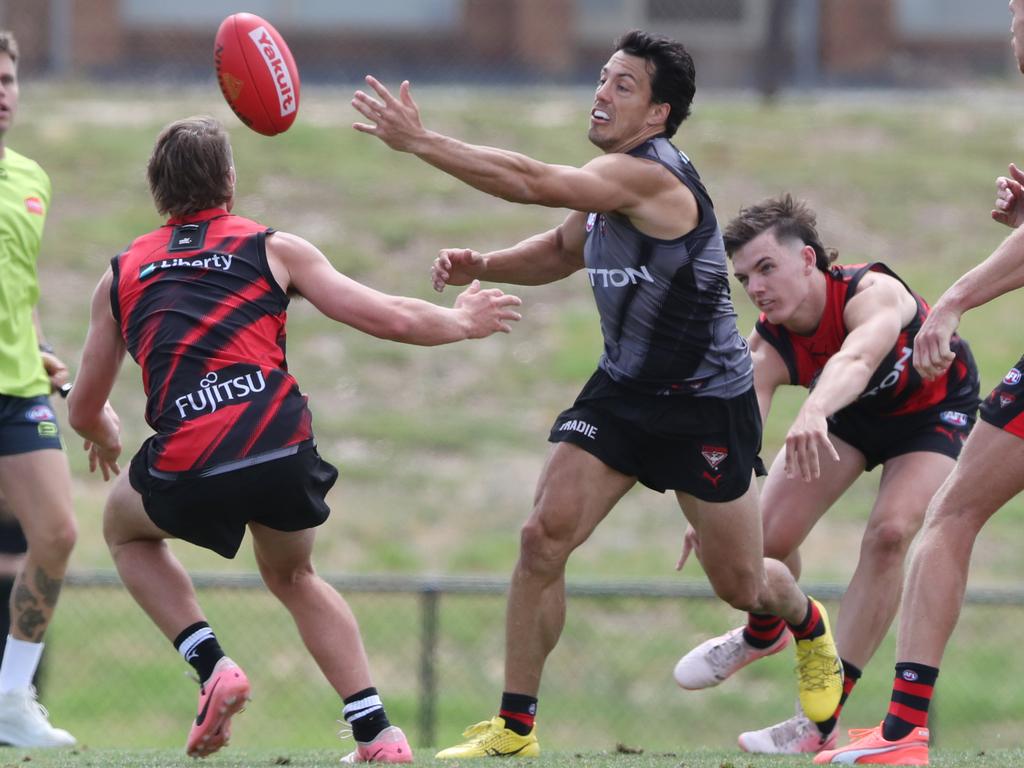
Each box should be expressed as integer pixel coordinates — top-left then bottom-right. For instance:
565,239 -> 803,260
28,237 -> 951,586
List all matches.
0,0 -> 1016,89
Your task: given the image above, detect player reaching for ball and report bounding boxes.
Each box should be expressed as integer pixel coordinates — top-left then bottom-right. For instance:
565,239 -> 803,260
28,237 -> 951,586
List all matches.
353,29 -> 842,758
66,116 -> 522,759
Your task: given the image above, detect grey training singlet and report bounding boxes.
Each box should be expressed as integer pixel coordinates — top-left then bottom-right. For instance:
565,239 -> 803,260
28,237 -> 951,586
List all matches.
583,136 -> 752,398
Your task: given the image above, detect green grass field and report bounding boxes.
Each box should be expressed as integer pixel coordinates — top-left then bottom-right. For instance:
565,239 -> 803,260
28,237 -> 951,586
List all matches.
11,81 -> 1024,758
2,747 -> 1024,767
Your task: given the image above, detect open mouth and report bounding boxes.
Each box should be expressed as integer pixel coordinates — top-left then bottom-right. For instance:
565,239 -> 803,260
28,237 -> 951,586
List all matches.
591,108 -> 610,123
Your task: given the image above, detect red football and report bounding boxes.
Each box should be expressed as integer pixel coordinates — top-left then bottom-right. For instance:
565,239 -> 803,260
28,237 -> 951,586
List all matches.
214,13 -> 300,136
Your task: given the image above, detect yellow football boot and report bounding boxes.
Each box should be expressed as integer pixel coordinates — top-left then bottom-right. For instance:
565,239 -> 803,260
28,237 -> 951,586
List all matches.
435,717 -> 539,759
795,598 -> 843,723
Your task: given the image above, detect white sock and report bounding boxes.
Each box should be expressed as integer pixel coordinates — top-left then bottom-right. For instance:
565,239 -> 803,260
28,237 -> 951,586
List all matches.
0,636 -> 44,693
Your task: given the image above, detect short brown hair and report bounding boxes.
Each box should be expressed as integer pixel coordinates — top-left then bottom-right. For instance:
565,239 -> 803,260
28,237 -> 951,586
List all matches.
722,193 -> 838,271
147,116 -> 233,218
0,31 -> 19,65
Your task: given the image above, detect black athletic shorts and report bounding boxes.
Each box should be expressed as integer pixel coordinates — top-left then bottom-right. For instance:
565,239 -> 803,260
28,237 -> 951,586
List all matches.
979,355 -> 1024,440
548,368 -> 765,502
828,394 -> 979,471
0,394 -> 63,456
129,439 -> 338,559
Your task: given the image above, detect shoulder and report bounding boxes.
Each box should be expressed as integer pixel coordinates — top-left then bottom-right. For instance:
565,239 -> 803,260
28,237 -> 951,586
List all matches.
5,148 -> 51,200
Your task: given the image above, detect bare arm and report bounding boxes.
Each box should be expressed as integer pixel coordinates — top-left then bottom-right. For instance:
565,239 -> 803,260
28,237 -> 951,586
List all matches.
352,77 -> 696,236
67,269 -> 124,480
916,224 -> 1024,379
784,273 -> 912,481
268,232 -> 522,344
430,211 -> 587,291
749,331 -> 791,427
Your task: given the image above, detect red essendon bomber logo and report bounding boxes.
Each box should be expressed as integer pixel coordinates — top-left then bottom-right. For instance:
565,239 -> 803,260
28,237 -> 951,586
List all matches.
247,26 -> 296,117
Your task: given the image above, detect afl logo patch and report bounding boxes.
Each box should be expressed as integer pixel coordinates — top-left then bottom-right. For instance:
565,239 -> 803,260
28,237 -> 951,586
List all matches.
1004,368 -> 1022,386
24,197 -> 44,215
25,404 -> 55,422
586,212 -> 597,232
939,411 -> 968,427
901,669 -> 919,682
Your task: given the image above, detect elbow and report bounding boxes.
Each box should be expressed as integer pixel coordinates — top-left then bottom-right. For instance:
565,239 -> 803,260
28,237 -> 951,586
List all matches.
378,307 -> 418,343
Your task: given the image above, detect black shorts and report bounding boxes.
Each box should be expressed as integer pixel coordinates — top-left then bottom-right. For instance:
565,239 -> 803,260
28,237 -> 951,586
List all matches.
548,369 -> 765,502
0,395 -> 63,456
128,440 -> 338,559
828,396 -> 978,472
0,519 -> 26,556
979,355 -> 1024,440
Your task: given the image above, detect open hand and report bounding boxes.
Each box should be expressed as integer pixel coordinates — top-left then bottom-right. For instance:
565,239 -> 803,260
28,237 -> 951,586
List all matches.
454,280 -> 522,338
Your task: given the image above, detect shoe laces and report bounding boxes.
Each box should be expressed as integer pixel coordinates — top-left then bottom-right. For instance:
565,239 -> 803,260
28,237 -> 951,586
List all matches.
337,723 -> 354,741
706,630 -> 746,670
794,639 -> 840,690
462,718 -> 500,740
847,725 -> 882,742
766,713 -> 816,747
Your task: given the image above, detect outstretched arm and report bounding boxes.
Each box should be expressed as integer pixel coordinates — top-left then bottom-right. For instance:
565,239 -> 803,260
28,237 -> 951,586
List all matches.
351,77 -> 691,229
67,269 -> 124,480
784,274 -> 911,481
268,232 -> 522,344
430,211 -> 587,291
915,224 -> 1024,379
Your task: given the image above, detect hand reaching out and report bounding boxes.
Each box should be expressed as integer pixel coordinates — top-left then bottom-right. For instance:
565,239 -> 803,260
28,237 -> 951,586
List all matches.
453,280 -> 522,338
992,162 -> 1024,228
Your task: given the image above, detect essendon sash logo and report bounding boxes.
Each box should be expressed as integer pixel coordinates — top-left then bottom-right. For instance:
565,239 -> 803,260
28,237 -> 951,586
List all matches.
701,445 -> 728,469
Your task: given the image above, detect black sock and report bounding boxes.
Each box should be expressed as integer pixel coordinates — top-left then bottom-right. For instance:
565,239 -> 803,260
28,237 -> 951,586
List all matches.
343,686 -> 391,743
499,692 -> 537,735
173,621 -> 225,684
816,659 -> 863,735
743,612 -> 787,649
882,662 -> 938,740
788,598 -> 825,640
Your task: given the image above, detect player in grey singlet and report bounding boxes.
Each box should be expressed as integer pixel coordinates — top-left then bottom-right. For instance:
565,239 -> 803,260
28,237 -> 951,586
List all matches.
586,135 -> 751,398
353,29 -> 842,756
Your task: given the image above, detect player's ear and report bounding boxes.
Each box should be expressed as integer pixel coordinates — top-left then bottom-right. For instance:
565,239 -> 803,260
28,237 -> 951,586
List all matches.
802,244 -> 816,274
649,100 -> 670,129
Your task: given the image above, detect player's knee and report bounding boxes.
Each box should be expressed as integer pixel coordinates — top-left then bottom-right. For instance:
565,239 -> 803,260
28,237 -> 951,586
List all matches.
518,519 -> 571,575
862,518 -> 919,562
259,559 -> 315,597
710,573 -> 761,612
29,518 -> 77,563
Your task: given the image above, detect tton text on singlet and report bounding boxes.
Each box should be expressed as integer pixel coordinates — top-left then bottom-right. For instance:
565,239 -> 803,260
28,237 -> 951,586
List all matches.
110,208 -> 313,474
755,262 -> 978,416
583,137 -> 752,397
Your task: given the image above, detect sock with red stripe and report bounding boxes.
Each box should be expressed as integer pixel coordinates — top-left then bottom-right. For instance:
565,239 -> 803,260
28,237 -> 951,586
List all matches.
787,598 -> 825,640
815,658 -> 862,735
882,662 -> 938,740
499,692 -> 537,736
743,612 -> 787,649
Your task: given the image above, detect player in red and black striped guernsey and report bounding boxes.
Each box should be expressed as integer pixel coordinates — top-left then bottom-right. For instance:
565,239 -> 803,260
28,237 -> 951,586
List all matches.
820,7 -> 1024,760
673,194 -> 979,756
67,116 -> 522,761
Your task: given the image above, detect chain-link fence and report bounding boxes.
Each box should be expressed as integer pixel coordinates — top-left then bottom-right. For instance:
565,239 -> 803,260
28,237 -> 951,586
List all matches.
36,572 -> 1024,751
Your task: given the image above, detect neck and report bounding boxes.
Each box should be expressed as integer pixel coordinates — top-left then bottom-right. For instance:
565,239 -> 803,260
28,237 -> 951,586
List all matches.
606,127 -> 663,155
783,269 -> 828,335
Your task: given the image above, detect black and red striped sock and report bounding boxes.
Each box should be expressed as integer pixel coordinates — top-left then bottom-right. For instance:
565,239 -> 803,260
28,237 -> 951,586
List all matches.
743,612 -> 787,649
815,659 -> 862,735
787,598 -> 825,641
882,662 -> 938,740
499,692 -> 537,736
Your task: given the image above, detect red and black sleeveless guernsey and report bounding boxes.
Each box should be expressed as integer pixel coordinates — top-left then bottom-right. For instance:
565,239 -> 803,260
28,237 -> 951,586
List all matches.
110,208 -> 313,476
755,263 -> 978,417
